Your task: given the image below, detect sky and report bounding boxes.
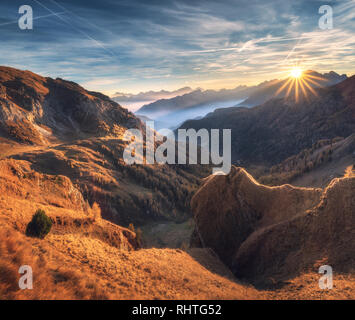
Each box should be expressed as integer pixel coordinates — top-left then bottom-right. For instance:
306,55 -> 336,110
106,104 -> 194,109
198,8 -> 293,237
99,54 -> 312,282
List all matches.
0,0 -> 354,95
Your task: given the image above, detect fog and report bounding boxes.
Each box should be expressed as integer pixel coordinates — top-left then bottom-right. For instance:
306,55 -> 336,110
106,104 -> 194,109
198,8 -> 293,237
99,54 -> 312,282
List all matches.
137,99 -> 245,130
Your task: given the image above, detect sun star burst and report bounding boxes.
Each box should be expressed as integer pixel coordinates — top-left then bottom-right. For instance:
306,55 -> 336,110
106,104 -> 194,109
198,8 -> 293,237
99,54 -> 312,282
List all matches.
274,67 -> 326,102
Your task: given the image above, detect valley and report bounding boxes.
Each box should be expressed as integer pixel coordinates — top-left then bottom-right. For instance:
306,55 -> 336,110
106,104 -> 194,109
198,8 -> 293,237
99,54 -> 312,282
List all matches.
0,66 -> 353,300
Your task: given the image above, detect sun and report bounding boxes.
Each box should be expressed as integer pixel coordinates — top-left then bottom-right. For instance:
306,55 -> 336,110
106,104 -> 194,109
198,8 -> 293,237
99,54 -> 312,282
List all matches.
290,67 -> 303,79
274,68 -> 326,102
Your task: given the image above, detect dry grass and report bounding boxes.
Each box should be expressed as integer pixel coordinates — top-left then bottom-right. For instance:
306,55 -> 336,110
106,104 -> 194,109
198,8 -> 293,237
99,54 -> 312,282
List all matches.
2,218 -> 353,300
0,157 -> 353,300
0,226 -> 113,299
264,271 -> 355,300
0,157 -> 260,300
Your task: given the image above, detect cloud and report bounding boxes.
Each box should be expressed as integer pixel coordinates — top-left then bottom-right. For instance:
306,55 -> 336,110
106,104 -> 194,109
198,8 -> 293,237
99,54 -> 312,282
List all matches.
0,0 -> 353,92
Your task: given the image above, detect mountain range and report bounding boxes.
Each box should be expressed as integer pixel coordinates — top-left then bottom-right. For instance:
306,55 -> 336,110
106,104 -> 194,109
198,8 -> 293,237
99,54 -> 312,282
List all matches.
112,87 -> 193,103
111,87 -> 194,112
0,66 -> 353,300
137,71 -> 347,129
180,74 -> 355,168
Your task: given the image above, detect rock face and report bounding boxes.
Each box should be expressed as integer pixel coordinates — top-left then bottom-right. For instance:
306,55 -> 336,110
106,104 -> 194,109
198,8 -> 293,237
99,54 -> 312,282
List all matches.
0,66 -> 140,144
191,166 -> 355,284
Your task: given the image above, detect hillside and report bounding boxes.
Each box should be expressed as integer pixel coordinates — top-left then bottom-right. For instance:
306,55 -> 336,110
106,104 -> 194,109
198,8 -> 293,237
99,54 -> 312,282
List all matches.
0,66 -> 210,226
1,157 -> 353,299
0,66 -> 140,145
191,166 -> 355,289
180,75 -> 355,167
0,159 -> 259,299
257,134 -> 355,187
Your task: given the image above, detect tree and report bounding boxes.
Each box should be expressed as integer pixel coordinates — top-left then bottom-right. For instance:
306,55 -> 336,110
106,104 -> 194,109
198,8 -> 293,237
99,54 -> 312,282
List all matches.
26,209 -> 52,239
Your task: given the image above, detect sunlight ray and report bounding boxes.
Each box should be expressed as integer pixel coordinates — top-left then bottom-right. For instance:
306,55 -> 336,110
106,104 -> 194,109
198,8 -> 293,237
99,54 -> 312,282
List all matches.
285,79 -> 295,98
275,78 -> 293,96
304,74 -> 326,82
299,78 -> 308,100
305,77 -> 322,87
295,79 -> 299,102
302,79 -> 318,97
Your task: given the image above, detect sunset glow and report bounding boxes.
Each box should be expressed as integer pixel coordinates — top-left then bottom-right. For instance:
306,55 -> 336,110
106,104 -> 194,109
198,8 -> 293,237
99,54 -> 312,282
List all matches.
290,68 -> 303,79
275,69 -> 327,102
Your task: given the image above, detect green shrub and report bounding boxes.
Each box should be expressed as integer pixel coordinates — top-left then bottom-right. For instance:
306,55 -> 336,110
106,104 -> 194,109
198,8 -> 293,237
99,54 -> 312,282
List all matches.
26,209 -> 52,239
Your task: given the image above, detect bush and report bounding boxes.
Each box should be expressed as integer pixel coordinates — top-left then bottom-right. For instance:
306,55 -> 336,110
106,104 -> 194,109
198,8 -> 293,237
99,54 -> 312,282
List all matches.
26,209 -> 52,239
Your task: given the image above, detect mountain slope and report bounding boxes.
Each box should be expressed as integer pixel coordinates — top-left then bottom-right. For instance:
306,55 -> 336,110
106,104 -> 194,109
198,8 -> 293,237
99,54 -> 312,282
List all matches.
180,75 -> 355,166
0,66 -> 140,145
0,66 -> 210,226
137,71 -> 346,129
258,134 -> 355,187
241,71 -> 347,106
0,159 -> 260,299
191,166 -> 355,287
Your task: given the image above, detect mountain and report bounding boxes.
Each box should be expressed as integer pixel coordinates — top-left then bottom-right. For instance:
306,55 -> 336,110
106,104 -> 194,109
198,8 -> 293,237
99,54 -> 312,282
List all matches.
0,66 -> 209,226
180,75 -> 355,167
0,66 -> 140,145
137,71 -> 346,129
0,66 -> 260,300
258,133 -> 355,188
241,70 -> 347,106
191,166 -> 355,286
112,87 -> 193,103
137,86 -> 251,115
112,87 -> 194,112
0,66 -> 354,300
136,86 -> 252,128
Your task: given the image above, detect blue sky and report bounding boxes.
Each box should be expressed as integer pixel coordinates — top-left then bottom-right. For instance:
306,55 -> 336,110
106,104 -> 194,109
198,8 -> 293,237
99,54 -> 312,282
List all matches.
0,0 -> 354,94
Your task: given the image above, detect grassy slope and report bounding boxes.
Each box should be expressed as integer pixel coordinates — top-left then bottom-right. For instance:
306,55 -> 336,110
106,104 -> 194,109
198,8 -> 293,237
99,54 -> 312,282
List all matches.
0,157 -> 354,299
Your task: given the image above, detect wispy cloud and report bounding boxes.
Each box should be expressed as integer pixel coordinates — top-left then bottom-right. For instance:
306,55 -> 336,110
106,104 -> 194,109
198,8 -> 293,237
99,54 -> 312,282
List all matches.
0,0 -> 353,93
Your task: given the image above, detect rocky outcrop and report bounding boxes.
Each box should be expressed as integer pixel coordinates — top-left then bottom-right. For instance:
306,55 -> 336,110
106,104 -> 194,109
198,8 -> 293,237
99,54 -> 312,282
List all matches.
234,176 -> 355,284
191,166 -> 355,284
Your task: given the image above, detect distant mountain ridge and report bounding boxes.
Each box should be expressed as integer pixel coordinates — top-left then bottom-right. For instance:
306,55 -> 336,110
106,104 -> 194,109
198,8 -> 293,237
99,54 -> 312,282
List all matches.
112,87 -> 193,103
137,85 -> 252,116
241,70 -> 347,106
137,70 -> 347,129
179,74 -> 355,166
